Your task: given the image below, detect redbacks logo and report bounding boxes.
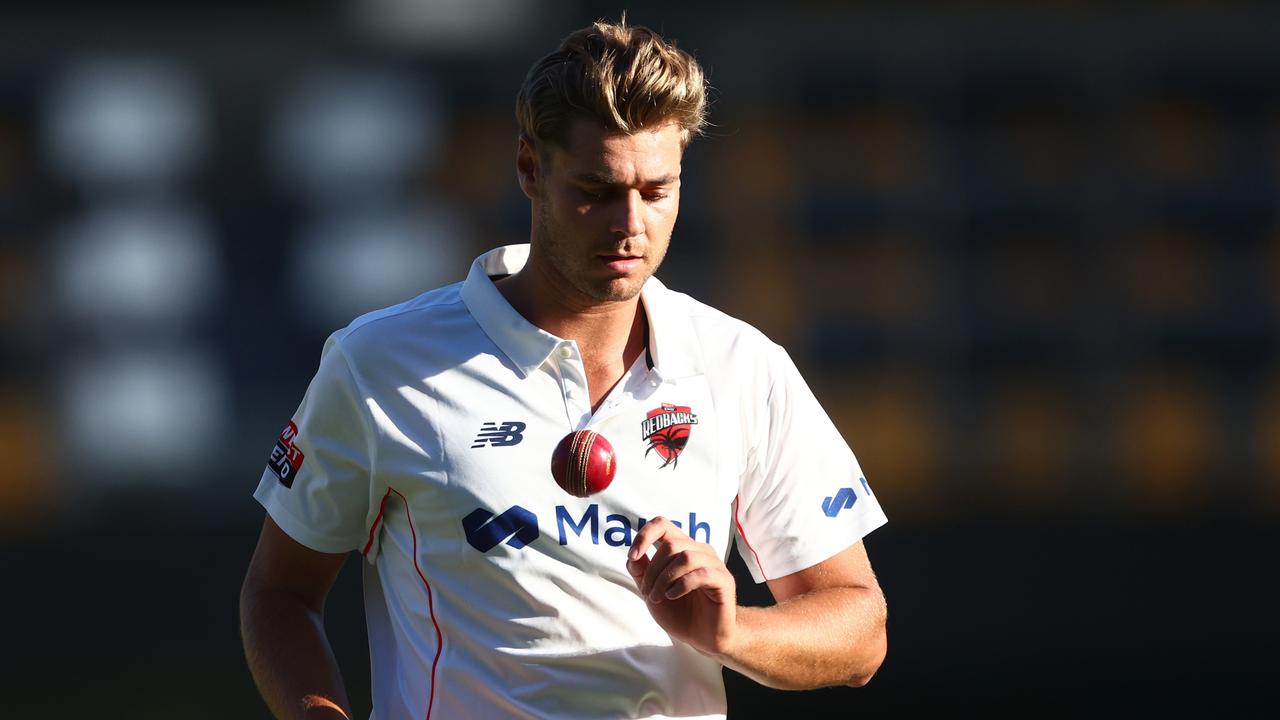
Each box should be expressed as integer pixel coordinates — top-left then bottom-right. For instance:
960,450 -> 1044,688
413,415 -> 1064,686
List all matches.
267,420 -> 306,488
641,403 -> 698,469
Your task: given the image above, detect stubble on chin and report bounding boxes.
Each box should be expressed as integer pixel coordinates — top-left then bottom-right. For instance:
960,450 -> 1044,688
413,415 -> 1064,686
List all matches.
534,210 -> 623,303
533,196 -> 666,304
596,276 -> 645,302
561,262 -> 645,304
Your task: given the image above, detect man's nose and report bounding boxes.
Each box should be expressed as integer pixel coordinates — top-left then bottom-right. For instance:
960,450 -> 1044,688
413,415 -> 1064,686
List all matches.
610,189 -> 645,238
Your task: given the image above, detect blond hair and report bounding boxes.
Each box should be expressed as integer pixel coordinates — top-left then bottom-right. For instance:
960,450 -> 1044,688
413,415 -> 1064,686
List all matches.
516,18 -> 709,151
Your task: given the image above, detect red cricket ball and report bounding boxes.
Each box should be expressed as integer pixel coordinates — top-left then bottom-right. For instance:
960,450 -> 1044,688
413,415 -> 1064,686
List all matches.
550,429 -> 616,497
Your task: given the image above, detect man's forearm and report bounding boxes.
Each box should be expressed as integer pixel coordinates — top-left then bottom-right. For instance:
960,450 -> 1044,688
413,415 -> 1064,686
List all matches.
718,586 -> 887,690
240,587 -> 353,720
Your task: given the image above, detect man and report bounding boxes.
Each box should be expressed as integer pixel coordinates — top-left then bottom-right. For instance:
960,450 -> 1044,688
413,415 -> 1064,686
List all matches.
241,18 -> 888,720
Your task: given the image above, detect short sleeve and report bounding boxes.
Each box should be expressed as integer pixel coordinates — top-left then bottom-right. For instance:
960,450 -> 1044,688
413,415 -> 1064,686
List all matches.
254,334 -> 378,554
733,343 -> 887,583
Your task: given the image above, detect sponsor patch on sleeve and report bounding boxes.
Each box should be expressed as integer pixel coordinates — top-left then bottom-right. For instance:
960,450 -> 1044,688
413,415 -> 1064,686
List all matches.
267,420 -> 306,488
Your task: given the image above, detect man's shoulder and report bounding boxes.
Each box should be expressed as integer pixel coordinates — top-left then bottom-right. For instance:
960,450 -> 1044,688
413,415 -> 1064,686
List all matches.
657,283 -> 778,354
331,281 -> 469,351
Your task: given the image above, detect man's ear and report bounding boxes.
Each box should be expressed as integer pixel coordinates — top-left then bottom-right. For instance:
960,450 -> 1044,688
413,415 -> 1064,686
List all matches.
516,135 -> 541,201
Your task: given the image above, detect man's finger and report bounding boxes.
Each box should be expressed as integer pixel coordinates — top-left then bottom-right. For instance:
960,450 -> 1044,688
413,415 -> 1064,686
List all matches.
646,550 -> 705,602
661,565 -> 723,601
626,552 -> 650,581
638,536 -> 684,597
628,515 -> 680,562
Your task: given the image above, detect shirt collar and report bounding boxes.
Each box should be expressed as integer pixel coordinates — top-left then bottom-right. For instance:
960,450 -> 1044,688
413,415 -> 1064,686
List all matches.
460,243 -> 704,380
460,244 -> 561,378
639,272 -> 703,380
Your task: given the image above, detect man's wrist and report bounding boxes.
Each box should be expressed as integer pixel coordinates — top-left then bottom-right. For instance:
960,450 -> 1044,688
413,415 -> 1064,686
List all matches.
712,604 -> 757,664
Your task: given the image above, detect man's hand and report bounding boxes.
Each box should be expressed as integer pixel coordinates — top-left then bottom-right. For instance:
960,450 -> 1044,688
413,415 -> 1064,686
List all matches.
625,516 -> 738,656
301,694 -> 352,719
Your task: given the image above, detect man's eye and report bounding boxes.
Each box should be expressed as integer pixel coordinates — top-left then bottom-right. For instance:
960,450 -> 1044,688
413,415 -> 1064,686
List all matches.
643,192 -> 668,202
580,188 -> 606,201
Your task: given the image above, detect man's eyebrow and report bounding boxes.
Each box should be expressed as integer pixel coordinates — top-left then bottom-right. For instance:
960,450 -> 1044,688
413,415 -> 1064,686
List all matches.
572,172 -> 679,186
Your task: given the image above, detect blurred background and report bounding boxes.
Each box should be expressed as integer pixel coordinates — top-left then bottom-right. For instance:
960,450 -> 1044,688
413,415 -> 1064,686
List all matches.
2,0 -> 1277,716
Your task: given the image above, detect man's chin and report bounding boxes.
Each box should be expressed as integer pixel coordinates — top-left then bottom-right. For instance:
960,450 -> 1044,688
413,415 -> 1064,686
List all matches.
590,277 -> 646,303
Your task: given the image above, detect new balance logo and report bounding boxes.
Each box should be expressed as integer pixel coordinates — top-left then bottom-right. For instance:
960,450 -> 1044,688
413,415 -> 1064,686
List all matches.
822,477 -> 873,518
463,506 -> 539,553
471,421 -> 526,448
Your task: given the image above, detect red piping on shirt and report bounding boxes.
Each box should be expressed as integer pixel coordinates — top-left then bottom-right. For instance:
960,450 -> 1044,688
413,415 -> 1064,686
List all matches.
733,494 -> 768,581
388,487 -> 443,720
363,487 -> 395,557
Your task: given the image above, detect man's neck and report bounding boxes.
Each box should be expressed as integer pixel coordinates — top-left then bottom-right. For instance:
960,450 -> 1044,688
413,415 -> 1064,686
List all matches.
495,265 -> 648,410
496,266 -> 643,353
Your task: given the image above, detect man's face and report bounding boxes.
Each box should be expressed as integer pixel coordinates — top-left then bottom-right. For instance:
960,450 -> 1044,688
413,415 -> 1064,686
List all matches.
519,119 -> 683,304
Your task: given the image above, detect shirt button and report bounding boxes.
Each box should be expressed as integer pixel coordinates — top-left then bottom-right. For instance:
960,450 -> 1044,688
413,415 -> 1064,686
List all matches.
649,378 -> 659,387
558,346 -> 573,359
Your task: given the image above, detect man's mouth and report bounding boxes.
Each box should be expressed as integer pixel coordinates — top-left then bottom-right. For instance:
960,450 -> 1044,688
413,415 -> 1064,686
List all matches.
600,254 -> 644,273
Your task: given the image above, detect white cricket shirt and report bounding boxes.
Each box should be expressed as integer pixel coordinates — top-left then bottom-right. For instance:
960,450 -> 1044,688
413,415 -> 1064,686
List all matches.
255,244 -> 887,720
